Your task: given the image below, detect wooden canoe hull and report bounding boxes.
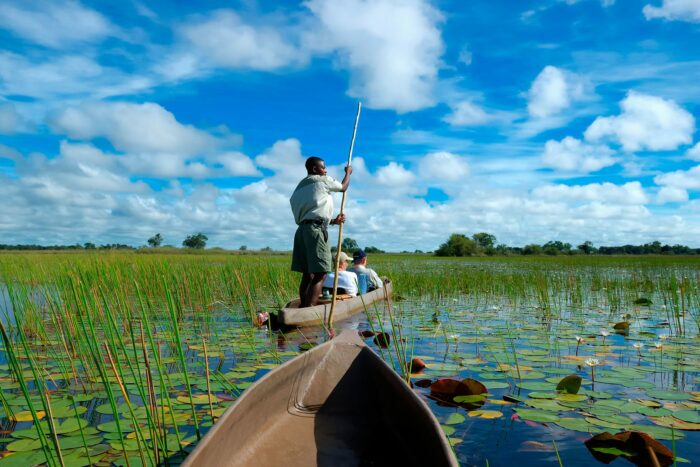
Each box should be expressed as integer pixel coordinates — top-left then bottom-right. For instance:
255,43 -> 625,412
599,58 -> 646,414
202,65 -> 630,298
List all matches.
279,282 -> 392,327
182,330 -> 457,467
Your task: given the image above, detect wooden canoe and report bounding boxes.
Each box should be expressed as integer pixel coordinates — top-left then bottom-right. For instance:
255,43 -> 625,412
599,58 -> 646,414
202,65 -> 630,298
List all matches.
182,330 -> 457,467
278,281 -> 392,327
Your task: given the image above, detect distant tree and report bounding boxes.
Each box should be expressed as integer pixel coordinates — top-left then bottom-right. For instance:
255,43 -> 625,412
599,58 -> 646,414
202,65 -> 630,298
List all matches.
84,242 -> 96,250
364,246 -> 385,254
577,240 -> 595,255
341,237 -> 359,253
522,244 -> 543,255
414,249 -> 424,254
260,246 -> 273,252
182,233 -> 208,249
239,245 -> 248,251
147,233 -> 163,248
435,234 -> 477,257
472,233 -> 496,254
543,241 -> 572,255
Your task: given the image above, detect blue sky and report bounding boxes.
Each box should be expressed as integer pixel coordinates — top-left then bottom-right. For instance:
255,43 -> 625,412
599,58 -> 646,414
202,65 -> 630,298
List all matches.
1,0 -> 699,250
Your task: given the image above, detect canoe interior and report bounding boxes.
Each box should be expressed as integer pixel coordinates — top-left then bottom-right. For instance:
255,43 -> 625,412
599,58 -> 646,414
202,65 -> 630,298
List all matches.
183,332 -> 455,467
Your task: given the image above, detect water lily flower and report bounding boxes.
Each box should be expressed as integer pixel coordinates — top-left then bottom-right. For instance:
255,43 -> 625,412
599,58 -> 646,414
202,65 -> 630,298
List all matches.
600,330 -> 610,346
633,342 -> 644,357
585,358 -> 601,386
659,334 -> 669,340
654,342 -> 663,349
575,336 -> 584,356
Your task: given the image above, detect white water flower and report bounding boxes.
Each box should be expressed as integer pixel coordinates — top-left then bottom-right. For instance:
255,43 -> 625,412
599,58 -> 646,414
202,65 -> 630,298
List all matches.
633,343 -> 644,349
575,336 -> 585,343
585,358 -> 601,367
600,330 -> 610,337
659,334 -> 670,340
654,342 -> 663,349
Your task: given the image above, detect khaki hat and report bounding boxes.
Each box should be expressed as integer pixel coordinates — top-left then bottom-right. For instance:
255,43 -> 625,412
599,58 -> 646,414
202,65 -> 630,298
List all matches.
335,251 -> 351,263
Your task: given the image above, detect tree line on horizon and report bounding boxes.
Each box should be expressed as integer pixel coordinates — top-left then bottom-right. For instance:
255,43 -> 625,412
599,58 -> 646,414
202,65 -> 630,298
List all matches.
434,233 -> 700,256
0,232 -> 698,255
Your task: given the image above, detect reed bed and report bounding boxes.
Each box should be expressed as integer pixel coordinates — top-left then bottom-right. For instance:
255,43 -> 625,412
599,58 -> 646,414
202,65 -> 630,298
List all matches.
0,252 -> 697,465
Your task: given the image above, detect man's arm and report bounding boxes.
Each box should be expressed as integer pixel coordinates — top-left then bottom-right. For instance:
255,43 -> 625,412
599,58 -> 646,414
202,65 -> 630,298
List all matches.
339,165 -> 352,192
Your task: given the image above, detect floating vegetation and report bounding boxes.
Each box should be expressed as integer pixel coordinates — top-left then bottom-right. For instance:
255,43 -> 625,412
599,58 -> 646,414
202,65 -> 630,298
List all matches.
0,253 -> 698,465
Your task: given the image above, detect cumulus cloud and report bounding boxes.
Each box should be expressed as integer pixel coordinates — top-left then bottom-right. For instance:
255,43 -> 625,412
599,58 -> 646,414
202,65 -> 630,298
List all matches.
179,10 -> 305,71
687,142 -> 700,160
527,66 -> 585,118
655,165 -> 700,190
417,151 -> 469,182
532,182 -> 648,205
443,100 -> 490,126
643,0 -> 700,22
541,137 -> 618,173
657,186 -> 689,203
0,0 -> 115,48
305,0 -> 444,112
585,92 -> 695,152
0,103 -> 20,134
50,101 -> 217,155
375,162 -> 416,186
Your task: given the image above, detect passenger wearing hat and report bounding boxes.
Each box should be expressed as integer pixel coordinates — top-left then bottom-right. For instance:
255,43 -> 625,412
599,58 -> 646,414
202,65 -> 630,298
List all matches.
322,252 -> 359,296
348,249 -> 383,292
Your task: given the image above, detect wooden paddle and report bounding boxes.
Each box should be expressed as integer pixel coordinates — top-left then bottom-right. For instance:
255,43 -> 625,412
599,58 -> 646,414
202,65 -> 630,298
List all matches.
328,102 -> 361,328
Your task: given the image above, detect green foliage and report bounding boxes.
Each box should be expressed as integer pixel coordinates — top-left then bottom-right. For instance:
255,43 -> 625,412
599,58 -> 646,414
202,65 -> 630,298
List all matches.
147,233 -> 163,248
364,246 -> 385,254
341,237 -> 359,253
182,233 -> 208,249
239,245 -> 247,251
435,234 -> 477,257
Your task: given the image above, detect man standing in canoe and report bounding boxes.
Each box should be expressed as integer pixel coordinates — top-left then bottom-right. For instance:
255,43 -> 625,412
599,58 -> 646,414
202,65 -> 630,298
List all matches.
290,156 -> 352,307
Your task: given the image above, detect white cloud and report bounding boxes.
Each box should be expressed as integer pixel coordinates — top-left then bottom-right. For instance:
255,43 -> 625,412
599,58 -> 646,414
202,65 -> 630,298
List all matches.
179,10 -> 304,71
375,162 -> 416,186
0,103 -> 20,133
305,0 -> 444,112
655,165 -> 700,190
50,101 -> 217,155
687,142 -> 700,160
443,100 -> 490,126
541,137 -> 618,173
417,151 -> 469,182
644,0 -> 700,22
527,66 -> 585,118
0,0 -> 115,48
585,92 -> 695,152
458,46 -> 472,66
657,186 -> 689,203
532,182 -> 648,205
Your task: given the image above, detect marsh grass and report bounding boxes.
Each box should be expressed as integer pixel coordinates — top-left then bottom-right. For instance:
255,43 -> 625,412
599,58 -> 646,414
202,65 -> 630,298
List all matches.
0,252 -> 697,465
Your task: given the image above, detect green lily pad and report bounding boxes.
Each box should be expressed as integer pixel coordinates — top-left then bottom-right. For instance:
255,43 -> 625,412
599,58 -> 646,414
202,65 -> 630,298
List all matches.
645,389 -> 692,401
673,410 -> 700,423
514,408 -> 560,423
445,413 -> 465,425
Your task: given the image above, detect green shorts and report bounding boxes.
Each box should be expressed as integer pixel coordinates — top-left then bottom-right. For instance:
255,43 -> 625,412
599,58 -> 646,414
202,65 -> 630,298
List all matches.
291,223 -> 332,273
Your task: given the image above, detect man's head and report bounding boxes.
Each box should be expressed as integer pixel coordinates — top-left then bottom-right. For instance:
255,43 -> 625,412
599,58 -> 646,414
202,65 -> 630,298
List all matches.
334,251 -> 350,270
353,249 -> 367,266
305,157 -> 326,175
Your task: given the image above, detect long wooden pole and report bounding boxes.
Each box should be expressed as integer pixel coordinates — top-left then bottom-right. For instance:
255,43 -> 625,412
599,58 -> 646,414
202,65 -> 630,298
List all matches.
328,102 -> 361,327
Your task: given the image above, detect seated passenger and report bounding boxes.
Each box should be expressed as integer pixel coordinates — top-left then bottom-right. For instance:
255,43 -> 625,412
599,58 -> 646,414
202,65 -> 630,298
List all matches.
348,249 -> 383,292
322,252 -> 358,296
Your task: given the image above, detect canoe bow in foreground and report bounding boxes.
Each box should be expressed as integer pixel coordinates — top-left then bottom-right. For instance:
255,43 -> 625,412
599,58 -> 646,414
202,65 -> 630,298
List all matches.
279,281 -> 392,327
182,330 -> 458,467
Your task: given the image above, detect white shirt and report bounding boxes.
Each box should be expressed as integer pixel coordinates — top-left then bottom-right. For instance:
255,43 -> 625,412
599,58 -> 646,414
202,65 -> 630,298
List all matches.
290,175 -> 343,225
348,265 -> 383,289
323,270 -> 358,296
